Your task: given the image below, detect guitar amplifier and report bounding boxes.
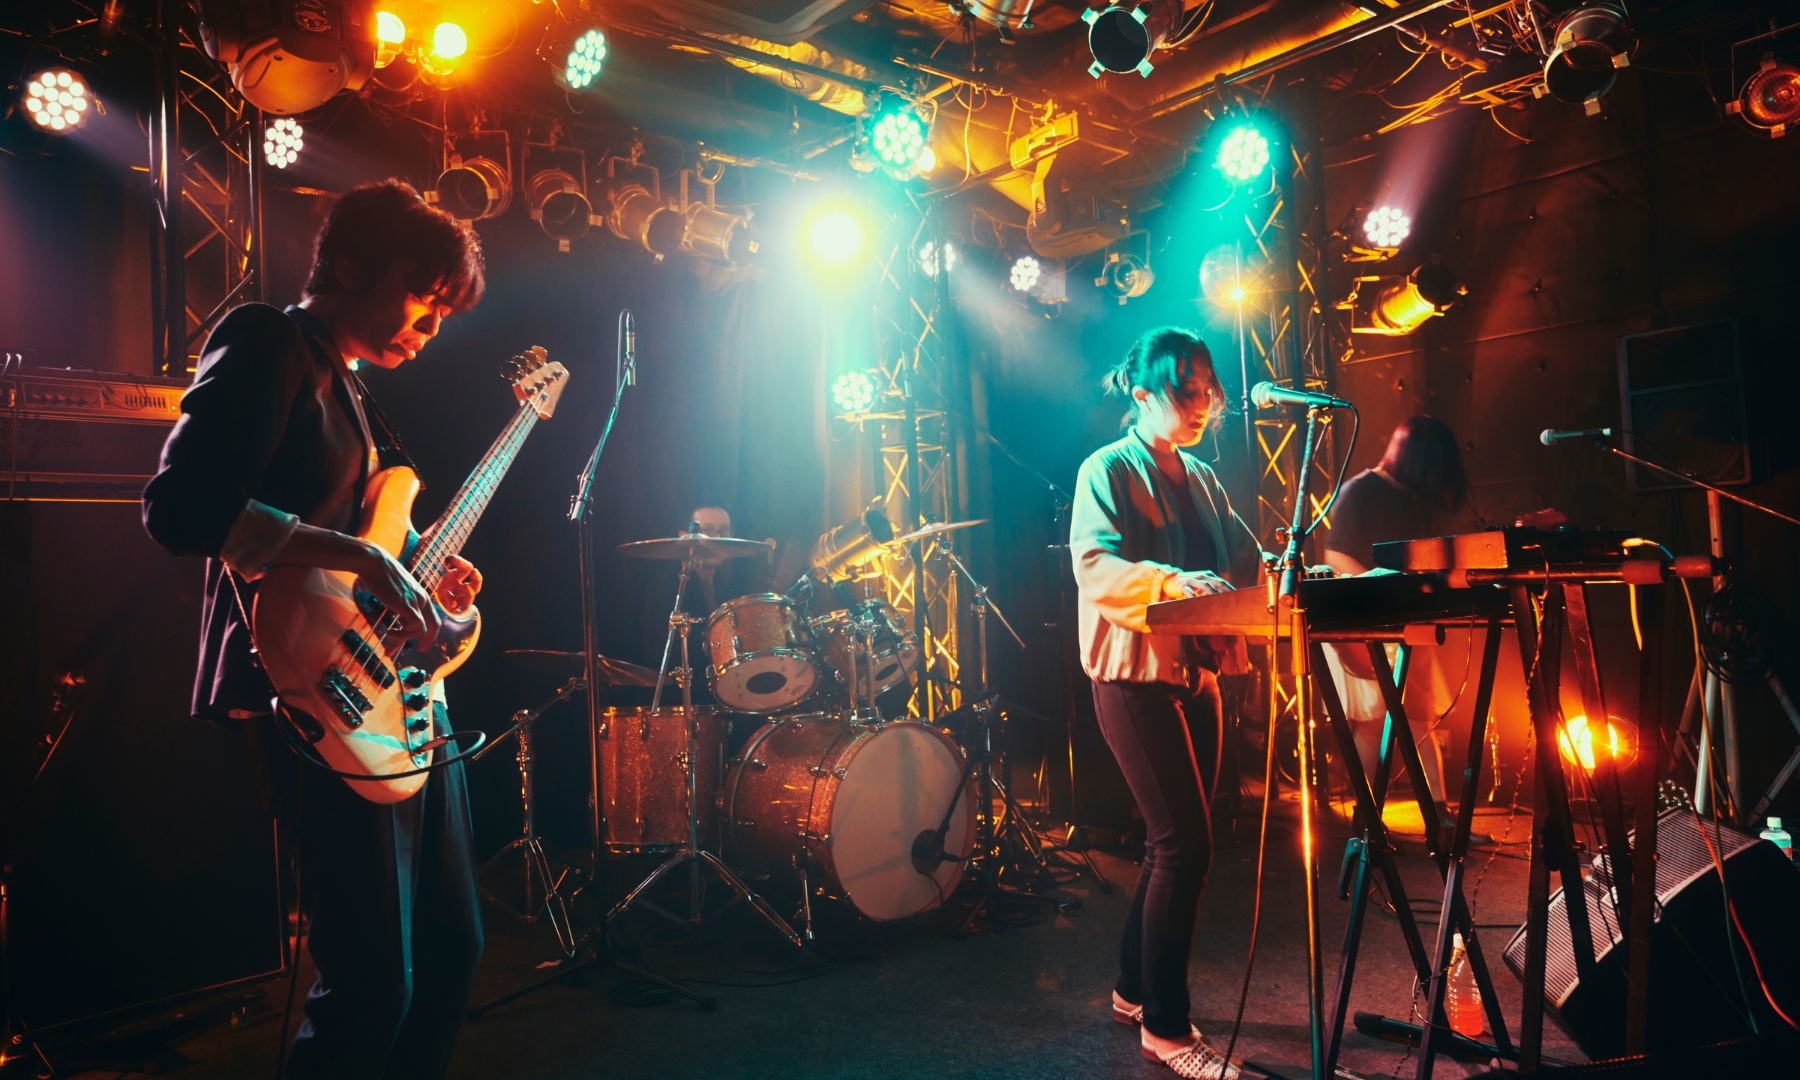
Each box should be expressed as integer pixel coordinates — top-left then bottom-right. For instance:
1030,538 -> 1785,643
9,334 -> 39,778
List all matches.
0,367 -> 187,501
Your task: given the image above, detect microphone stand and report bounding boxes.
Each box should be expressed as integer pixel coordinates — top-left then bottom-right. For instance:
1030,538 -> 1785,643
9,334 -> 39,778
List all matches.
468,311 -> 714,1020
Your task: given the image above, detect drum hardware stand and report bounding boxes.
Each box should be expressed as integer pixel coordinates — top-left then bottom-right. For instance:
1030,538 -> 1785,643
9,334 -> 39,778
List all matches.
473,677 -> 586,957
947,550 -> 1109,894
609,548 -> 807,954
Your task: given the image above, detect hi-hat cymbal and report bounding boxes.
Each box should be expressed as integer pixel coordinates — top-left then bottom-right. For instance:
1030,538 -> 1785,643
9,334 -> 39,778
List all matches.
891,518 -> 988,546
616,535 -> 773,561
502,649 -> 661,687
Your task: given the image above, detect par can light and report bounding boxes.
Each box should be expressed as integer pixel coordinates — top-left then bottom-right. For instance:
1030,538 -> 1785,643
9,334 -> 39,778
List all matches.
870,102 -> 929,173
1009,255 -> 1041,293
1215,126 -> 1270,183
563,28 -> 607,90
23,69 -> 91,133
374,10 -> 405,68
1362,206 -> 1411,249
263,117 -> 303,168
831,371 -> 878,414
430,155 -> 511,221
1729,60 -> 1800,135
527,169 -> 600,252
916,238 -> 957,278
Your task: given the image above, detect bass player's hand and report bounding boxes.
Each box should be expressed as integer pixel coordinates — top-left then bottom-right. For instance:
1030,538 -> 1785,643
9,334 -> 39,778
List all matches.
434,554 -> 483,618
355,543 -> 441,649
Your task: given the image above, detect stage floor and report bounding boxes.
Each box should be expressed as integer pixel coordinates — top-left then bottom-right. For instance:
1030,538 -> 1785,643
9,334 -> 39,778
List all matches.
63,803 -> 1583,1079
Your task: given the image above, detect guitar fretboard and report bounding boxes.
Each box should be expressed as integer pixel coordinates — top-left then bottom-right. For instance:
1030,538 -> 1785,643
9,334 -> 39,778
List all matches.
409,399 -> 540,591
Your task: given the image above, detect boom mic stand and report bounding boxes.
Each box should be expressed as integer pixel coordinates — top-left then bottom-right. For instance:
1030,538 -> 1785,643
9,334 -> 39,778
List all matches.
469,310 -> 713,1019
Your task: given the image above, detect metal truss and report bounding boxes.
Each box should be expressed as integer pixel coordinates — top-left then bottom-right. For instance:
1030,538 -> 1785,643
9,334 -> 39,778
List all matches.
149,2 -> 266,375
833,208 -> 967,721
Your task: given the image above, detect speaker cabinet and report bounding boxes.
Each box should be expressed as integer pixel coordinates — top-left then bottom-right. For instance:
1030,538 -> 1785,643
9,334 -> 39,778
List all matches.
1617,320 -> 1751,492
1502,808 -> 1800,1059
0,501 -> 284,1031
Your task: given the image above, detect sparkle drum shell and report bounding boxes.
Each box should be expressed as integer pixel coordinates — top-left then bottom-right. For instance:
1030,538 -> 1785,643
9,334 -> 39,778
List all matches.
724,715 -> 973,922
815,599 -> 920,701
705,594 -> 820,713
599,707 -> 722,851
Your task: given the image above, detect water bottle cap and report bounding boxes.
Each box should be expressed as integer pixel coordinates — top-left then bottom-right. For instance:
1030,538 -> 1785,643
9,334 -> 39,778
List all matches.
1771,817 -> 1783,829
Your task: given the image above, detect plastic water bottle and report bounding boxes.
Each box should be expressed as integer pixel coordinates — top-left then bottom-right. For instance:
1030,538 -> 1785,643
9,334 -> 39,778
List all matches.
1446,932 -> 1485,1038
1761,817 -> 1794,862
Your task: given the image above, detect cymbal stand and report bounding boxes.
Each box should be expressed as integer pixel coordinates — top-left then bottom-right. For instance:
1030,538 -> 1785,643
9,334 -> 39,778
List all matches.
947,551 -> 1107,893
474,677 -> 585,957
608,549 -> 806,953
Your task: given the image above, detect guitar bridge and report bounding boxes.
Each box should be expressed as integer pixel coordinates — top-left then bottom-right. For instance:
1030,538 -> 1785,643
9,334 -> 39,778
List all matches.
339,629 -> 397,688
319,666 -> 372,729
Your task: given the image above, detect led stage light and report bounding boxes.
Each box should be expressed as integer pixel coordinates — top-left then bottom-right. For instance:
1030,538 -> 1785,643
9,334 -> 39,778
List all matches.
264,117 -> 303,168
1363,206 -> 1410,249
871,102 -> 928,172
809,211 -> 864,266
564,29 -> 607,90
1009,255 -> 1041,293
832,371 -> 877,413
1215,126 -> 1270,183
23,69 -> 90,133
916,238 -> 957,278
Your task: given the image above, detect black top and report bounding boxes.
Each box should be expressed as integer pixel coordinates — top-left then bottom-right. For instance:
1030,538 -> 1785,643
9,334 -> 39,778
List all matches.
1325,468 -> 1427,569
1172,475 -> 1219,575
142,304 -> 379,723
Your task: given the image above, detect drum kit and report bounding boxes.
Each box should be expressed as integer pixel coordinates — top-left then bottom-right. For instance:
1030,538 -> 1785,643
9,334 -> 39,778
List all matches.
486,517 -> 1015,964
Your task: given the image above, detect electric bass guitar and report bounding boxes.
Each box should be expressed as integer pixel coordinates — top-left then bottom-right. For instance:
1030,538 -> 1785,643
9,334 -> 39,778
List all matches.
254,348 -> 568,803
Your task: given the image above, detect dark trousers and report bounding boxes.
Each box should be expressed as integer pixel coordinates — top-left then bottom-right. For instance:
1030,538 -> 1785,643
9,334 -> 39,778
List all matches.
1092,677 -> 1222,1039
259,704 -> 483,1080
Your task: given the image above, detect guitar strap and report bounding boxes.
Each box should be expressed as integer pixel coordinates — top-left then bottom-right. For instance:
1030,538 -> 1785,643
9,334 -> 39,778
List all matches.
347,368 -> 419,474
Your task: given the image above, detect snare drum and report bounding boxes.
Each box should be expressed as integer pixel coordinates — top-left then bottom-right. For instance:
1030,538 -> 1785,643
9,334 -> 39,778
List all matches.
815,599 -> 920,701
599,707 -> 722,851
706,594 -> 820,713
724,714 -> 972,922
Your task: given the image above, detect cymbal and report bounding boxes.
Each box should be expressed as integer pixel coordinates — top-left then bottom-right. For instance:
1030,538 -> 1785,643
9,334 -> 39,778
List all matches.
616,535 -> 773,561
502,649 -> 661,687
891,518 -> 988,546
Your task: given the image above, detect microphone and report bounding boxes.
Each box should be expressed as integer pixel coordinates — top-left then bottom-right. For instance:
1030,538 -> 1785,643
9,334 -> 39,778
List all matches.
622,310 -> 636,386
1250,381 -> 1352,410
1540,427 -> 1614,445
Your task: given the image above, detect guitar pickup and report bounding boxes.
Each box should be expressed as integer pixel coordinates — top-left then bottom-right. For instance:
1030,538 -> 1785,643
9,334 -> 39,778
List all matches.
319,666 -> 372,729
339,629 -> 397,688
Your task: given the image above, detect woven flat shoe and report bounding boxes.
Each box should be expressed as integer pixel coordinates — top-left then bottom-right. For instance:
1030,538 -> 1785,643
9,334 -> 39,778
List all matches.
1141,1034 -> 1241,1080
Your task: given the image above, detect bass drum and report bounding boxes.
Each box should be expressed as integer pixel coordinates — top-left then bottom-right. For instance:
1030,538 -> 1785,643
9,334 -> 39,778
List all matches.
725,715 -> 972,922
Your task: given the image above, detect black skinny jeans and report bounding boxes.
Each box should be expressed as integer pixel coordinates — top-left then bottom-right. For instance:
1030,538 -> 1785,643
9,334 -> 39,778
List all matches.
1092,677 -> 1222,1039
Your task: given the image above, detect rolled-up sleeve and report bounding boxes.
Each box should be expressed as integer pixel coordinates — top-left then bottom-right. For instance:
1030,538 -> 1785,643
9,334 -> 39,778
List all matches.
142,305 -> 308,560
1071,456 -> 1178,634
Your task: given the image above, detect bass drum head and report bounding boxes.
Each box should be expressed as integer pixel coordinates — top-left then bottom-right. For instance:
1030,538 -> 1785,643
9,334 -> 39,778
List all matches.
830,722 -> 972,922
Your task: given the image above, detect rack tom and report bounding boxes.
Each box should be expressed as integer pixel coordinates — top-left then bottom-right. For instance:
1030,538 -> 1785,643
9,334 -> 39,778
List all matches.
705,594 -> 820,713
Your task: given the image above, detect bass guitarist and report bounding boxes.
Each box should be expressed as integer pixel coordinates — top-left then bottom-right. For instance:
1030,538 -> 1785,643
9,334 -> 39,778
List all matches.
143,180 -> 486,1079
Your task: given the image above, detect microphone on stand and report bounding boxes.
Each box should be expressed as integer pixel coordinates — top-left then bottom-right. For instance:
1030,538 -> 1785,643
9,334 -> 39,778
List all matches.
1540,426 -> 1614,445
1250,381 -> 1352,410
622,309 -> 637,386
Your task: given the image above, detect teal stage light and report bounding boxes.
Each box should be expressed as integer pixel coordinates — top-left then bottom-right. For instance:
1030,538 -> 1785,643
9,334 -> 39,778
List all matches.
564,29 -> 607,90
832,371 -> 877,413
870,101 -> 928,172
1215,125 -> 1270,183
1009,255 -> 1041,292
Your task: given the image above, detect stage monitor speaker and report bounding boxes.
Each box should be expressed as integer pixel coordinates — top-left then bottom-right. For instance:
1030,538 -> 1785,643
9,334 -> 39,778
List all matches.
1617,320 -> 1751,492
0,500 -> 284,1032
1502,807 -> 1800,1060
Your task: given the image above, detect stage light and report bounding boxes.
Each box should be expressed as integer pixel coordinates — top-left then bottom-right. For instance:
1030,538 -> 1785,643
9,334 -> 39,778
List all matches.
831,371 -> 877,414
526,169 -> 600,253
1010,255 -> 1041,293
870,100 -> 930,175
563,28 -> 607,90
809,210 -> 864,266
1215,125 -> 1270,183
263,117 -> 303,168
606,182 -> 683,260
23,69 -> 90,133
916,238 -> 957,278
195,0 -> 375,113
679,203 -> 756,264
375,11 -> 406,68
1347,262 -> 1464,336
1541,4 -> 1635,111
431,154 -> 511,221
1082,2 -> 1177,78
1228,285 -> 1246,303
1097,252 -> 1153,305
1730,59 -> 1800,135
1200,244 -> 1264,308
433,22 -> 467,60
916,146 -> 936,174
1557,715 -> 1634,772
1363,206 -> 1411,249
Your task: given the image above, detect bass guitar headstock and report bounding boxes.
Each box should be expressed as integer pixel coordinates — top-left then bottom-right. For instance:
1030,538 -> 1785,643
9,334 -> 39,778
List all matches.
501,346 -> 569,419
